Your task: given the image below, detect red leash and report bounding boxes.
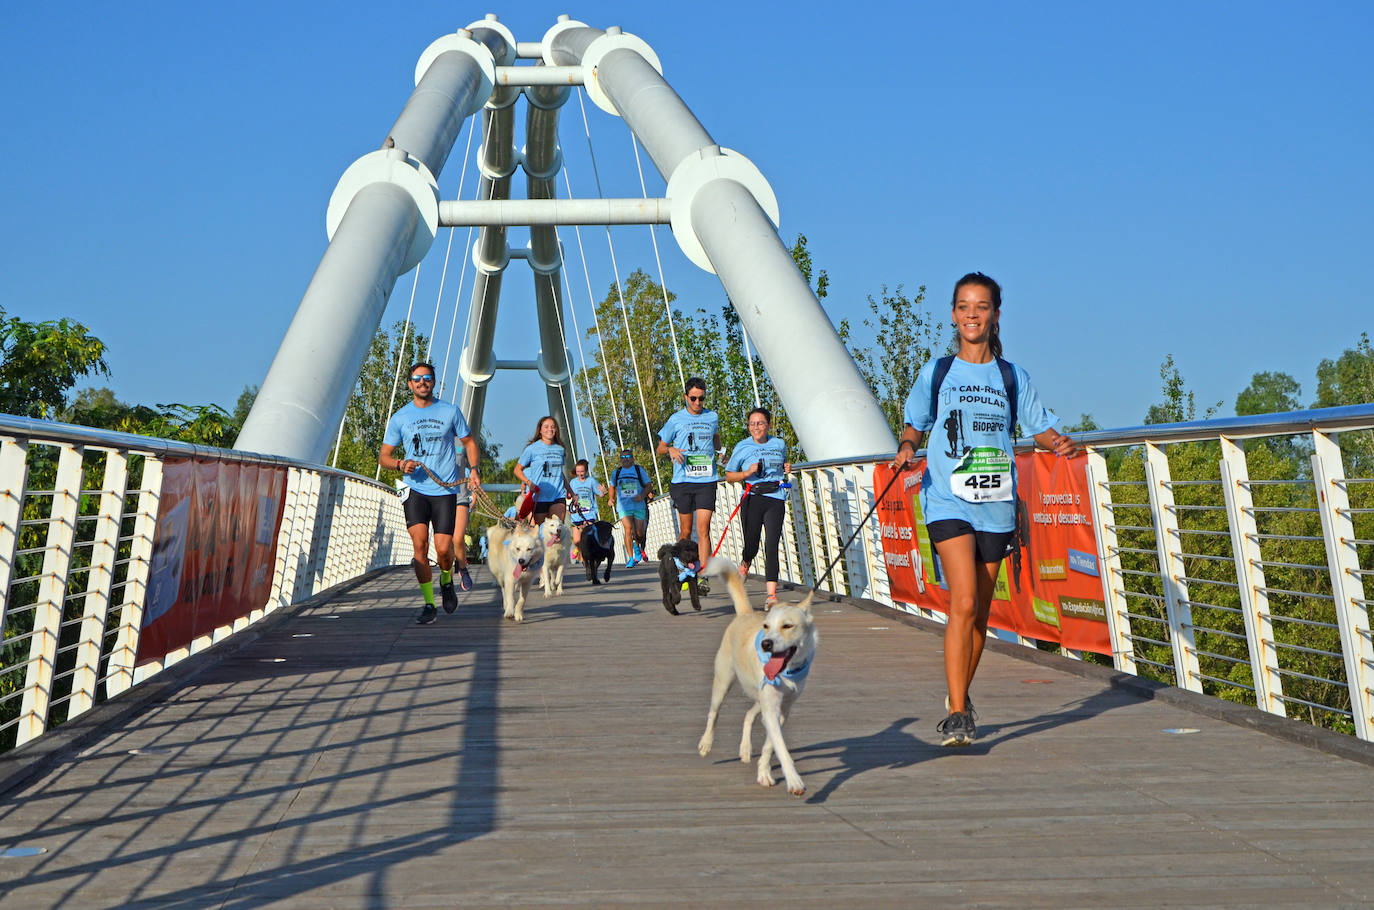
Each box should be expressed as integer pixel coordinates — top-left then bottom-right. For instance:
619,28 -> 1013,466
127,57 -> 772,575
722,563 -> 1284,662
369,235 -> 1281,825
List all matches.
710,482 -> 754,557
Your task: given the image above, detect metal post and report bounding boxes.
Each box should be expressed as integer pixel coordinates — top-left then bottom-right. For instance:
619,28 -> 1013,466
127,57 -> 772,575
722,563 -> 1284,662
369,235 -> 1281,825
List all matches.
1219,437 -> 1285,716
1086,449 -> 1136,675
1144,443 -> 1203,692
546,22 -> 894,461
106,457 -> 162,698
68,451 -> 128,719
17,444 -> 83,746
0,438 -> 31,632
1311,430 -> 1374,740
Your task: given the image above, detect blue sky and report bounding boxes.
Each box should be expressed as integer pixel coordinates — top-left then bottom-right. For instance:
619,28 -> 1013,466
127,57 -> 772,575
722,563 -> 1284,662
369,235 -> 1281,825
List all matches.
2,1 -> 1371,464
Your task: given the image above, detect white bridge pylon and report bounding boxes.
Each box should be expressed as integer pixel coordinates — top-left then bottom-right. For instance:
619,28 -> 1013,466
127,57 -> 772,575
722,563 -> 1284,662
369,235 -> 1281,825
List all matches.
235,15 -> 894,464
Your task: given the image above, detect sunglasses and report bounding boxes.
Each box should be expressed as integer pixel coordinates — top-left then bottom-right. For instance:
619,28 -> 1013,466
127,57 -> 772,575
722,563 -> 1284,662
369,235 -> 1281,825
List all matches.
410,374 -> 435,383
687,394 -> 705,402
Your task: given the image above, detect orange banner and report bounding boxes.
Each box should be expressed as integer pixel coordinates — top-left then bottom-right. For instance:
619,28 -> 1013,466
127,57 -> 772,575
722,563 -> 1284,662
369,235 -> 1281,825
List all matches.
875,453 -> 1109,654
137,459 -> 288,664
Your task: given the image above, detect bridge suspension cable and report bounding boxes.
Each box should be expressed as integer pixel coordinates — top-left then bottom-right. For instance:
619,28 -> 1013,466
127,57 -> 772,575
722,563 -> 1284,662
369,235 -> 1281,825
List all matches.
426,118 -> 476,365
574,87 -> 665,494
629,130 -> 685,392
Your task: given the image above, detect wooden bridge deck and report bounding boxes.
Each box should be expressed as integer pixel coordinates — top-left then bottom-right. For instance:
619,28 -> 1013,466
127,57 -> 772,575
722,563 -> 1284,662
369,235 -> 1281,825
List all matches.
2,562 -> 1372,908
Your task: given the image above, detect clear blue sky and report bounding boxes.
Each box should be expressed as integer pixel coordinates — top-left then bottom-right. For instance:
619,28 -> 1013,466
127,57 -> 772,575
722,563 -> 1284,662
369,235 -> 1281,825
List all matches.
2,2 -> 1371,463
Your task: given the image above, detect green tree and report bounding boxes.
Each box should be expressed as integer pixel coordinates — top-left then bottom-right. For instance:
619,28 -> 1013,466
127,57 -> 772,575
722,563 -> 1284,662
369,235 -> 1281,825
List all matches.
1236,371 -> 1301,416
333,320 -> 431,478
841,284 -> 946,441
1144,355 -> 1221,424
1313,332 -> 1374,475
0,307 -> 108,418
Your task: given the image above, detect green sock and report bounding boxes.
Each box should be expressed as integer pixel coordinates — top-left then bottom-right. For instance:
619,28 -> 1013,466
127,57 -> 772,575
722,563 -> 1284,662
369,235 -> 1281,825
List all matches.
420,581 -> 435,606
440,568 -> 453,586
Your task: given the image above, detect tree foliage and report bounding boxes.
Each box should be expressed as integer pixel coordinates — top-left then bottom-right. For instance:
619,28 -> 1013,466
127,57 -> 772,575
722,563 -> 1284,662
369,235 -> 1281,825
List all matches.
1236,371 -> 1301,417
1144,354 -> 1222,424
0,307 -> 109,418
841,284 -> 945,441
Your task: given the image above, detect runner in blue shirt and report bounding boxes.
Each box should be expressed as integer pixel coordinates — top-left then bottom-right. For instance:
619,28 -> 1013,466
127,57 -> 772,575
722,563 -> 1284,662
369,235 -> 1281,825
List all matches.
379,361 -> 482,625
566,458 -> 606,560
514,415 -> 569,522
611,448 -> 652,566
893,273 -> 1076,748
656,377 -> 721,584
724,407 -> 792,608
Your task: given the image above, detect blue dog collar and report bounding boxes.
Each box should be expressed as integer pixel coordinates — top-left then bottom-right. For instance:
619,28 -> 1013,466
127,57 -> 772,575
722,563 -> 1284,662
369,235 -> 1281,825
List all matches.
673,556 -> 698,583
754,628 -> 812,689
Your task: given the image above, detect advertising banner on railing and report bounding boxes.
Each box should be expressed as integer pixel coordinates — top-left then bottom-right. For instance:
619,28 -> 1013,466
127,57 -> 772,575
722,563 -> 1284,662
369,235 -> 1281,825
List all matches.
136,459 -> 288,664
875,453 -> 1110,654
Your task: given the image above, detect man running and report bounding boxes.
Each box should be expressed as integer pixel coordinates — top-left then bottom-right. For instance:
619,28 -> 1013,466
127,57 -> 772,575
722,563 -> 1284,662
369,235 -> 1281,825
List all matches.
379,361 -> 481,625
657,377 -> 721,589
611,448 -> 651,566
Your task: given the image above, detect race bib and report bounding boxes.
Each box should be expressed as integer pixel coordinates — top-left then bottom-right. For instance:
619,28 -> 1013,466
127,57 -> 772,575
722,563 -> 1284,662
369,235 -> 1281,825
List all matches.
618,479 -> 640,498
951,447 -> 1013,502
684,453 -> 713,478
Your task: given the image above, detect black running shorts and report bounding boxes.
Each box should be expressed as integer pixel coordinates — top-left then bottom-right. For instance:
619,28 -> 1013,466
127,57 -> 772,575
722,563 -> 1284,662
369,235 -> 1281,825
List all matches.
926,519 -> 1014,563
401,489 -> 462,536
670,481 -> 717,515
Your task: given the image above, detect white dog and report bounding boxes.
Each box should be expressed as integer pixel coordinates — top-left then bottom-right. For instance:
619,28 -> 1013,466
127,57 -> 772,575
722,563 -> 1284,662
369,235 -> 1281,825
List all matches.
486,521 -> 544,623
697,556 -> 818,796
539,515 -> 569,598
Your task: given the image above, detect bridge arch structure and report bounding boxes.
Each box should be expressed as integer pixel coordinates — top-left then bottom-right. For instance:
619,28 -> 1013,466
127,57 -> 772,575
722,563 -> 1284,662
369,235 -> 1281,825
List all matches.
234,14 -> 894,465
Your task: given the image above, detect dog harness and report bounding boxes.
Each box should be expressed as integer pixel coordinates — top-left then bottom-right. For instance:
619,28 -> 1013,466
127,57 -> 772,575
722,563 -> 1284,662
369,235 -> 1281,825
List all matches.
672,556 -> 699,582
754,628 -> 812,689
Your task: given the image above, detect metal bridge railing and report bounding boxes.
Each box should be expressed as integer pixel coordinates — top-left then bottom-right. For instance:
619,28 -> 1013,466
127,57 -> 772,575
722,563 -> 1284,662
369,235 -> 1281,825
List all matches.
0,415 -> 408,752
647,404 -> 1374,741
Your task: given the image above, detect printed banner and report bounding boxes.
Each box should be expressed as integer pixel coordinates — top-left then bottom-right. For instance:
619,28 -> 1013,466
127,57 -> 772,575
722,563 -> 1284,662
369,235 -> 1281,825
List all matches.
137,459 -> 289,664
875,453 -> 1110,654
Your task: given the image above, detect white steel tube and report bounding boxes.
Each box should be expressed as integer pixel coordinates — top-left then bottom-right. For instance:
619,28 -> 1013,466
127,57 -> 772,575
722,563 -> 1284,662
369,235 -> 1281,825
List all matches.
1144,443 -> 1204,693
496,65 -> 584,86
68,451 -> 128,719
439,197 -> 669,226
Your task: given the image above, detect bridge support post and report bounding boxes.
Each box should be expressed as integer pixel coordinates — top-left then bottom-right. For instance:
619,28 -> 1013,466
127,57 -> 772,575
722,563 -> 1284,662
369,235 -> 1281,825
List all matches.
547,21 -> 895,461
237,25 -> 510,463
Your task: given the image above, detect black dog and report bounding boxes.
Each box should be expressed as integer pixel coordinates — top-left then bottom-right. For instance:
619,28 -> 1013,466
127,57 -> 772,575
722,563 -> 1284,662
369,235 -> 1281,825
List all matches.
657,538 -> 703,615
577,519 -> 616,585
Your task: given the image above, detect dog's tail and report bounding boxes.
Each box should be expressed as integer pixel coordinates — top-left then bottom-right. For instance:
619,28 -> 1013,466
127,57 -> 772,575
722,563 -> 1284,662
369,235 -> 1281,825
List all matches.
704,556 -> 752,616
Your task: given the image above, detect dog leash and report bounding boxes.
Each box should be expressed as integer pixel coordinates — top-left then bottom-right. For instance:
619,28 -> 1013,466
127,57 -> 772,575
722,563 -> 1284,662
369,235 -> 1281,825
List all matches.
810,464 -> 906,594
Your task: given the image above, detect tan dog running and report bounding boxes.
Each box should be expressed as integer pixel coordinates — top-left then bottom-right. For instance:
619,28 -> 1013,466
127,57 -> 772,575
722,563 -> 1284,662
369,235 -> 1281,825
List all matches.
539,515 -> 569,597
697,556 -> 818,796
486,521 -> 543,623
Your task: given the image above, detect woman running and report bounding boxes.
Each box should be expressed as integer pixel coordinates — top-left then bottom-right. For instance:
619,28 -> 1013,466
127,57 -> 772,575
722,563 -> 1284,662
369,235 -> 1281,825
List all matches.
514,416 -> 569,522
566,458 -> 606,557
724,407 -> 791,608
894,272 -> 1076,747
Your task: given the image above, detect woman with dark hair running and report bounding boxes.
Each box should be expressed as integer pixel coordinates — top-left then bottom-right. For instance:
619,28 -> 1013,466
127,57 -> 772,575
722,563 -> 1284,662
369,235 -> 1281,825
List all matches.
724,407 -> 791,608
514,416 -> 569,522
894,272 -> 1076,747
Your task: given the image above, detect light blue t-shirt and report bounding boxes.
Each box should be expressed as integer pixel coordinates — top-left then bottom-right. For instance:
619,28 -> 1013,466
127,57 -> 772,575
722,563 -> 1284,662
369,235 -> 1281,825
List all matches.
726,435 -> 789,501
382,400 -> 471,496
658,408 -> 720,484
568,475 -> 603,520
902,357 -> 1058,532
518,441 -> 567,503
610,464 -> 651,512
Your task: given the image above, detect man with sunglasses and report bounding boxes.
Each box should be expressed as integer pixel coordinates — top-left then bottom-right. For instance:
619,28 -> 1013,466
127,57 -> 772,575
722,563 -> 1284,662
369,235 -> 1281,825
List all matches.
656,376 -> 721,590
379,361 -> 481,625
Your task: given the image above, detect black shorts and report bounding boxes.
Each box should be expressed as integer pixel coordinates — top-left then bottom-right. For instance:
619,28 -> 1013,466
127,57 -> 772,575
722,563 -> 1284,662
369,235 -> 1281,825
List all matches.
670,481 -> 717,515
401,489 -> 464,536
926,519 -> 1014,563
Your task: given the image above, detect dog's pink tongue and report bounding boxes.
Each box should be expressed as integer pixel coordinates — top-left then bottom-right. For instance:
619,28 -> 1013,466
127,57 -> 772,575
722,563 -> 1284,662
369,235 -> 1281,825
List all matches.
763,654 -> 787,681
513,564 -> 525,579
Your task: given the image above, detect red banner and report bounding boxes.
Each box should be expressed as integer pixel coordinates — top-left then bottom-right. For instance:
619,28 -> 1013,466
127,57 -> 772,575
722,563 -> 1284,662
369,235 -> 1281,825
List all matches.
875,453 -> 1110,654
137,459 -> 289,664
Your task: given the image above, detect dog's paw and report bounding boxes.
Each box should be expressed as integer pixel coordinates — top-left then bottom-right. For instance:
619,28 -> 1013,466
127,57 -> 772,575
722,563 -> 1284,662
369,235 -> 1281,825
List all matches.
757,770 -> 776,788
786,779 -> 806,797
739,744 -> 751,763
697,734 -> 713,757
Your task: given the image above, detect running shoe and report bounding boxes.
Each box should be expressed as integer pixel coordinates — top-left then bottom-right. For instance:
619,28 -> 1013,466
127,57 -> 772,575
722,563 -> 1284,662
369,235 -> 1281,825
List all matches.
764,595 -> 778,610
458,567 -> 473,592
415,604 -> 438,625
697,578 -> 711,595
944,694 -> 977,722
633,542 -> 644,564
936,711 -> 973,747
440,581 -> 458,614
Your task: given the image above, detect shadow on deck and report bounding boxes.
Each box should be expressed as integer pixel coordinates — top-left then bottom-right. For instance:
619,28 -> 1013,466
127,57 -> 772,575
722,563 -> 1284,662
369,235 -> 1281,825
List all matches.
1,562 -> 1372,907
